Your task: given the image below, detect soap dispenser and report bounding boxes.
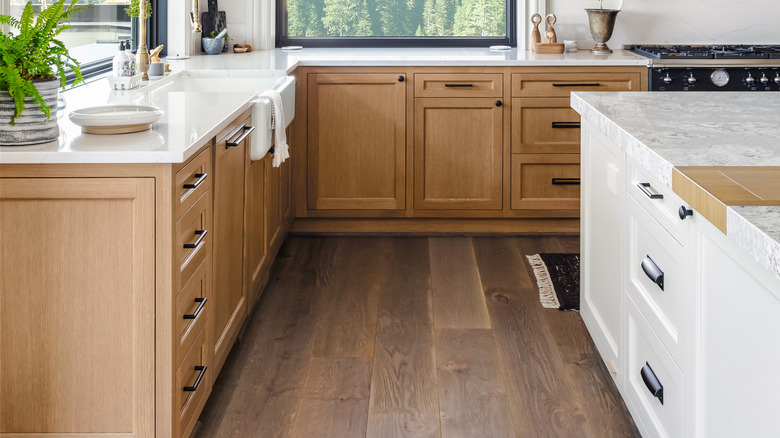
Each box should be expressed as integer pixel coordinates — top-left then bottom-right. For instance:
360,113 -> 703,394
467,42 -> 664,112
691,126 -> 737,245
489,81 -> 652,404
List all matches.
123,40 -> 136,76
112,41 -> 126,76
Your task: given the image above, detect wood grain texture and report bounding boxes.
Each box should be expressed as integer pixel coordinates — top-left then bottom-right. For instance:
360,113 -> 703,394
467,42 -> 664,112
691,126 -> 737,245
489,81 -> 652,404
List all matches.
511,154 -> 581,211
512,98 -> 581,154
429,237 -> 491,329
472,237 -> 592,438
511,70 -> 643,97
290,218 -> 580,234
435,329 -> 514,438
290,357 -> 372,438
414,73 -> 503,98
367,238 -> 441,437
313,238 -> 382,357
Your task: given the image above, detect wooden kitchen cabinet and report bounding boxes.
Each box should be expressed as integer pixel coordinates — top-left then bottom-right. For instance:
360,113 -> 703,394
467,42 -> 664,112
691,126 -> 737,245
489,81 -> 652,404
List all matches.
307,73 -> 406,210
413,97 -> 503,210
511,98 -> 581,154
510,154 -> 581,210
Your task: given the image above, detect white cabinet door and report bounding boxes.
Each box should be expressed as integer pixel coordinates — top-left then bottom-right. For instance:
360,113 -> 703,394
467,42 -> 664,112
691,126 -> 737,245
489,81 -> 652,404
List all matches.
580,121 -> 625,382
698,222 -> 780,438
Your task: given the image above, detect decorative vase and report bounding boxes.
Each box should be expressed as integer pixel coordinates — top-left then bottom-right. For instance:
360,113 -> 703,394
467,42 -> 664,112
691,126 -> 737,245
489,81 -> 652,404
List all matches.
202,37 -> 225,55
0,79 -> 60,146
585,9 -> 620,55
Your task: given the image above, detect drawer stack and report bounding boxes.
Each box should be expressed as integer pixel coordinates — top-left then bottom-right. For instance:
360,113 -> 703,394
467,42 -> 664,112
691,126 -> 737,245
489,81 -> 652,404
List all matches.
510,69 -> 642,212
173,145 -> 213,438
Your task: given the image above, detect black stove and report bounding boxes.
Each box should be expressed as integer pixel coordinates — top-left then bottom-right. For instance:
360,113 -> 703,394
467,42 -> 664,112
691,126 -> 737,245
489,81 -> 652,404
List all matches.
632,45 -> 780,91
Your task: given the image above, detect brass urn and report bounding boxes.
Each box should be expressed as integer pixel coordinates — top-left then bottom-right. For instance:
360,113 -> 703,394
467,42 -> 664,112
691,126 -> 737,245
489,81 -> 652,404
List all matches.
585,9 -> 620,54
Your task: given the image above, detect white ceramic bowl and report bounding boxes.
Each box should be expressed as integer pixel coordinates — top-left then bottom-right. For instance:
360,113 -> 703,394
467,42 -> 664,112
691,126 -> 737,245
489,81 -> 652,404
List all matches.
68,105 -> 164,135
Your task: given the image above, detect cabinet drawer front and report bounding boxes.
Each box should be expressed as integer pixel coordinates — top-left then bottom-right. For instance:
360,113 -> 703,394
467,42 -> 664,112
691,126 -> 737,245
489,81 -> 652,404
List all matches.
176,254 -> 210,365
176,191 -> 212,289
512,98 -> 581,153
627,159 -> 691,245
512,72 -> 642,97
175,146 -> 212,221
176,325 -> 210,438
626,195 -> 687,364
415,74 -> 503,97
511,154 -> 580,210
625,295 -> 684,438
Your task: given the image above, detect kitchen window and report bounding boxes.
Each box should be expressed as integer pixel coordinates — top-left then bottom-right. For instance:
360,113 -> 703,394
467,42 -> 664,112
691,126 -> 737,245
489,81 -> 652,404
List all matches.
3,0 -> 166,80
276,0 -> 516,47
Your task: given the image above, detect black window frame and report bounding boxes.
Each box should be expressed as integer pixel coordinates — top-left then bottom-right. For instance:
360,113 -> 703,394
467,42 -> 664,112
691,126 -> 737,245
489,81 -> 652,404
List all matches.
275,0 -> 516,48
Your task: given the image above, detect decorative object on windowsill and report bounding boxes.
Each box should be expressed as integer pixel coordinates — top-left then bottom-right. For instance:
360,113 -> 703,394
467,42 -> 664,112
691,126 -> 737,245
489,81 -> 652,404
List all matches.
533,13 -> 565,54
530,13 -> 542,51
0,0 -> 86,146
126,0 -> 152,80
201,0 -> 227,52
233,44 -> 253,53
586,0 -> 621,54
203,28 -> 229,55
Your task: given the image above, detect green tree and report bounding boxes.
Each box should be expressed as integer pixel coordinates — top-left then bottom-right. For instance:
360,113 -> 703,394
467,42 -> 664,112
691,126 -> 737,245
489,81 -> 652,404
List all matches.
453,0 -> 503,36
433,0 -> 457,36
322,0 -> 372,36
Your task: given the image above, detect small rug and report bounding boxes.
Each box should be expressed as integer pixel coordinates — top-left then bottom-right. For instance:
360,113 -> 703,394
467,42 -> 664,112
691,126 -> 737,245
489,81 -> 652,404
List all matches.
525,253 -> 580,311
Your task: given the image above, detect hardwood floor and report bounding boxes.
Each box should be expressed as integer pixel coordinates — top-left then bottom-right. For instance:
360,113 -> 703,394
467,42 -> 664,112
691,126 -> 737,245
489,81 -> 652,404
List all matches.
195,236 -> 639,438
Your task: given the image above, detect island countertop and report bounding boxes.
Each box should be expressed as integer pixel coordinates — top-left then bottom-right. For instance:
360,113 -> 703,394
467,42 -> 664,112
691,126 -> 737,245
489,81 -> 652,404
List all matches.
571,91 -> 780,280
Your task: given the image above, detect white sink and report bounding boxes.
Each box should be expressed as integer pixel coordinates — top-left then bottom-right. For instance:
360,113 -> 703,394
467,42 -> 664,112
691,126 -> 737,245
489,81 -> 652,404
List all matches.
145,71 -> 296,159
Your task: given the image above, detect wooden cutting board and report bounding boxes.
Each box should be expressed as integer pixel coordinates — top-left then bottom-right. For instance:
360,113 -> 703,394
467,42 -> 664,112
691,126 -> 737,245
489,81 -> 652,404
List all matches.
201,0 -> 227,52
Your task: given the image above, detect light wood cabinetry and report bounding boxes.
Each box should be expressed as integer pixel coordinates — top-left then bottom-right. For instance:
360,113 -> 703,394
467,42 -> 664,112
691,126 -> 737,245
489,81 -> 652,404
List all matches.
306,73 -> 406,211
511,98 -> 581,154
414,97 -> 503,210
510,154 -> 580,210
0,109 -> 292,438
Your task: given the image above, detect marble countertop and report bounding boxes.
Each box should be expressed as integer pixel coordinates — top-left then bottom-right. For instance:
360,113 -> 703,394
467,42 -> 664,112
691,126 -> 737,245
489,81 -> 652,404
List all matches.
571,91 -> 780,280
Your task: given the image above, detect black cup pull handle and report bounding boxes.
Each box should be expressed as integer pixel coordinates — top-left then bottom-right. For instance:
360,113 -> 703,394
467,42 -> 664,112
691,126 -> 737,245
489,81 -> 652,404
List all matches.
552,83 -> 601,87
641,255 -> 664,291
183,366 -> 207,392
183,173 -> 207,190
637,182 -> 664,200
397,75 -> 405,82
551,122 -> 581,129
183,229 -> 207,249
444,83 -> 474,87
183,297 -> 207,320
641,362 -> 664,405
552,178 -> 581,185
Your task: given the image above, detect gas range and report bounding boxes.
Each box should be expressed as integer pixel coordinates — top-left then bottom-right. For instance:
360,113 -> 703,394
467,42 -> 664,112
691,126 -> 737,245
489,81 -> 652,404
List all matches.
632,45 -> 780,91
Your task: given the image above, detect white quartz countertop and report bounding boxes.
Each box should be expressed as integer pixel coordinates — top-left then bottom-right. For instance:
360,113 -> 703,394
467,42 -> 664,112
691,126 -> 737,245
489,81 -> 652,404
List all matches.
571,91 -> 780,280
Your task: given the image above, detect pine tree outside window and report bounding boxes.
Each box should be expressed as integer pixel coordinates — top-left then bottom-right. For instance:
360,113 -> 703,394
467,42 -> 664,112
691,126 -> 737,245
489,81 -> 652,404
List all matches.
278,0 -> 515,46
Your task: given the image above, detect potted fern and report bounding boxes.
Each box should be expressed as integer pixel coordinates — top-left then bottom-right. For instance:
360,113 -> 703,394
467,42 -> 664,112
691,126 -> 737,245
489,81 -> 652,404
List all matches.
0,0 -> 85,145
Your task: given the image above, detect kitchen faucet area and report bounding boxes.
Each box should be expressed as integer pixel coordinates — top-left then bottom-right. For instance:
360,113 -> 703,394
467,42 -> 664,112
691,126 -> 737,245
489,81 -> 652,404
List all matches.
1,0 -> 779,437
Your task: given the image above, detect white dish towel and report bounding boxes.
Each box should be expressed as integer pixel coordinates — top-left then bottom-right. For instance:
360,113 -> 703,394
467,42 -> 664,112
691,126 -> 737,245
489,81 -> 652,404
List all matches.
258,89 -> 289,167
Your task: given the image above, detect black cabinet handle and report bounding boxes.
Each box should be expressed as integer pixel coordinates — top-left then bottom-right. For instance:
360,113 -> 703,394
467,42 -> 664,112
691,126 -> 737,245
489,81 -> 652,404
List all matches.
641,362 -> 664,405
552,178 -> 580,185
183,173 -> 207,190
398,75 -> 405,82
269,146 -> 275,155
679,206 -> 693,220
183,297 -> 207,320
183,366 -> 207,392
552,83 -> 601,87
641,255 -> 664,291
495,100 -> 503,107
551,122 -> 581,129
227,125 -> 255,148
183,229 -> 207,249
445,83 -> 473,87
637,182 -> 664,200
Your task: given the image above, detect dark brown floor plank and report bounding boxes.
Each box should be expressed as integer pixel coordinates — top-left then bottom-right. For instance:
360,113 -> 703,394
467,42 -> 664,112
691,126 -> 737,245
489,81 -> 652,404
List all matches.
516,236 -> 641,438
312,238 -> 383,358
367,238 -> 441,438
290,357 -> 373,438
472,237 -> 592,438
196,237 -> 338,438
429,237 -> 491,329
435,328 -> 514,438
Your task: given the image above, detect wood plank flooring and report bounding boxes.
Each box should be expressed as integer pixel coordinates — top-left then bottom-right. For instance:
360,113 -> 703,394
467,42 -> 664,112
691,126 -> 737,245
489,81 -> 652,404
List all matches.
195,236 -> 639,438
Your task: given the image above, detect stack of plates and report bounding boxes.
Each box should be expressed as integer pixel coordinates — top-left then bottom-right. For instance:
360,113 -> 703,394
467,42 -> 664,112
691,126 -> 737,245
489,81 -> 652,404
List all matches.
69,105 -> 164,135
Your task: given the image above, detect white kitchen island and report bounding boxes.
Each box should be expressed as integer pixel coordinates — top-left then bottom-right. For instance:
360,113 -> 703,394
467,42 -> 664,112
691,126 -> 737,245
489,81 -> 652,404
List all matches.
573,91 -> 780,438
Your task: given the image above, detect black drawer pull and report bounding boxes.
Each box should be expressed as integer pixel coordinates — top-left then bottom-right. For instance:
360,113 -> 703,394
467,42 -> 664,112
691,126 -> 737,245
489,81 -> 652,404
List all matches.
183,173 -> 207,190
679,206 -> 693,220
641,362 -> 664,405
183,297 -> 207,320
444,83 -> 474,87
226,125 -> 256,148
397,75 -> 405,82
183,229 -> 207,249
641,255 -> 664,291
551,122 -> 581,129
552,178 -> 581,185
637,182 -> 664,200
183,366 -> 207,392
552,83 -> 601,87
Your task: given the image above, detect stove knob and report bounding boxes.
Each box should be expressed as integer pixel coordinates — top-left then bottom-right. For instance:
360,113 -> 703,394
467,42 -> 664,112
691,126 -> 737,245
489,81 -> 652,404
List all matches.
774,74 -> 780,85
687,73 -> 697,84
663,73 -> 673,84
760,74 -> 770,85
746,74 -> 756,85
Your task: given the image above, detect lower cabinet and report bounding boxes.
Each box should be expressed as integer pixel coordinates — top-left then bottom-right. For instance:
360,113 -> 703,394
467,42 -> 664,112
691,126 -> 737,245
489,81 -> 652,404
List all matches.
510,154 -> 580,210
0,110 -> 292,438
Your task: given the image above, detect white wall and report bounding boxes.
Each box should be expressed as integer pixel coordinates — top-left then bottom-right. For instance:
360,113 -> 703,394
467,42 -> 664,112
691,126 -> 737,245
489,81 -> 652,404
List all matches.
549,0 -> 780,49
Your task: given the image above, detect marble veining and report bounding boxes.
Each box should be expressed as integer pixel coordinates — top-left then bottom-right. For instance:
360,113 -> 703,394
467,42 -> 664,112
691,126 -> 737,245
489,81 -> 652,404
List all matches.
728,207 -> 780,282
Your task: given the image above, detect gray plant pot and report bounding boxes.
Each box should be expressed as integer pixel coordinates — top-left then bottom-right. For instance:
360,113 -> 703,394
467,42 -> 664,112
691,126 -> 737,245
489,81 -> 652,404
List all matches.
202,37 -> 225,55
0,79 -> 60,146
